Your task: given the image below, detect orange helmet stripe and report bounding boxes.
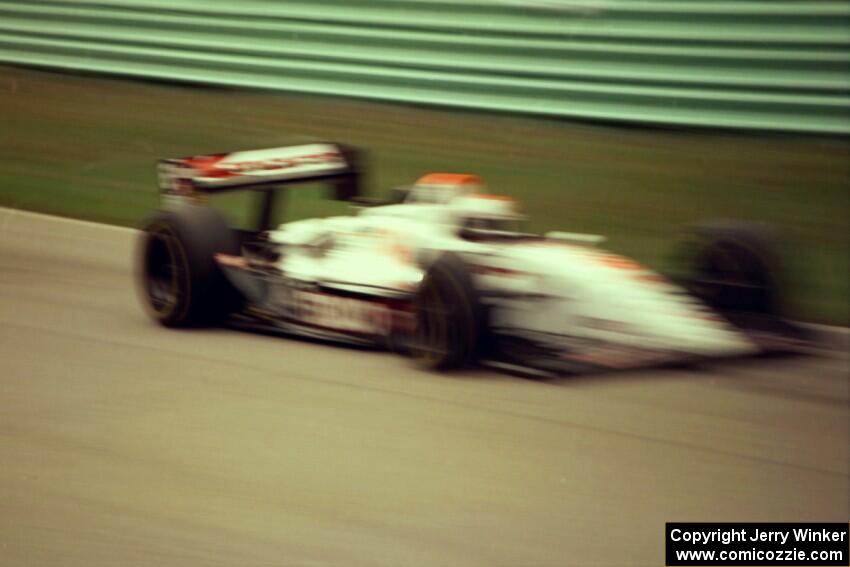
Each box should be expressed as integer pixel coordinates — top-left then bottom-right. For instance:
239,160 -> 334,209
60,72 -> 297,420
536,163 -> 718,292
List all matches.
415,173 -> 482,186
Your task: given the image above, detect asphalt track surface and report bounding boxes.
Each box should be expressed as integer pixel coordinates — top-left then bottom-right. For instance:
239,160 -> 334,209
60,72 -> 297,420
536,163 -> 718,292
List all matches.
1,208 -> 848,566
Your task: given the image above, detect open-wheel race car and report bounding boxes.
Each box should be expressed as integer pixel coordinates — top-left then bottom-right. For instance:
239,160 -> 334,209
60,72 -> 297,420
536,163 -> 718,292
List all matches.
138,143 -> 808,376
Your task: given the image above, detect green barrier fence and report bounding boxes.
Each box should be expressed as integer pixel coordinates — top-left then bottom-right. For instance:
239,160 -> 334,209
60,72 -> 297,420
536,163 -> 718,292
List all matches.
0,0 -> 848,133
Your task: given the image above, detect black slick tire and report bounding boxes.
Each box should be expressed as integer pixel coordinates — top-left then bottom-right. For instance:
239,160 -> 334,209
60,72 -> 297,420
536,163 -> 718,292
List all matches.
678,220 -> 785,317
138,206 -> 240,327
410,253 -> 485,370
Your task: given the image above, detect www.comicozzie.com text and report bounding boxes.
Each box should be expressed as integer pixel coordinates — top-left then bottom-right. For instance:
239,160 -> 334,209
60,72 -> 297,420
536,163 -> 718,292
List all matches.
670,527 -> 847,546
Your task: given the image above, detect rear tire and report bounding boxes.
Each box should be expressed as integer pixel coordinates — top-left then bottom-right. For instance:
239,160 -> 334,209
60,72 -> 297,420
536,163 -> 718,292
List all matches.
410,253 -> 485,370
138,206 -> 240,327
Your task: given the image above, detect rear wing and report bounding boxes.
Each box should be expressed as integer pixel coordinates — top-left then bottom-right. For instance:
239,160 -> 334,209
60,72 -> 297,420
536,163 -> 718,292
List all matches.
157,142 -> 362,230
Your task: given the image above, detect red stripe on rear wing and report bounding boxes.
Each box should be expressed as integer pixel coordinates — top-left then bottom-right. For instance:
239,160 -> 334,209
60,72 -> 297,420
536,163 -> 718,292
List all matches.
157,143 -> 361,200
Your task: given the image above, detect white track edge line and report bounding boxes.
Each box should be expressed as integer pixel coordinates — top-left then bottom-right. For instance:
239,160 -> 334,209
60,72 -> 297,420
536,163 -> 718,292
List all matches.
0,206 -> 138,234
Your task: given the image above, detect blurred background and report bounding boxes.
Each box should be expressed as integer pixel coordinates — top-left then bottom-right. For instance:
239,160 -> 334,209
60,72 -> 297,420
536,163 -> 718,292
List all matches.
0,0 -> 848,322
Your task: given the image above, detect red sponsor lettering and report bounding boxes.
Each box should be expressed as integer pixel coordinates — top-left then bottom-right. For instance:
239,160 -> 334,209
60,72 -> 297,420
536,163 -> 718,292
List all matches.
218,151 -> 341,174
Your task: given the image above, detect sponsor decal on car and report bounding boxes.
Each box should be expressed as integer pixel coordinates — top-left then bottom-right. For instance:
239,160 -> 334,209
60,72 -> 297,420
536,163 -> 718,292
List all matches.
271,286 -> 393,335
214,149 -> 344,177
191,144 -> 346,184
159,144 -> 349,192
298,291 -> 392,335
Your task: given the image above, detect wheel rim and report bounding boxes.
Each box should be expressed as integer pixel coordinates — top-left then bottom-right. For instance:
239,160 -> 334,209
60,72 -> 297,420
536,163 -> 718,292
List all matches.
412,278 -> 452,366
144,226 -> 182,317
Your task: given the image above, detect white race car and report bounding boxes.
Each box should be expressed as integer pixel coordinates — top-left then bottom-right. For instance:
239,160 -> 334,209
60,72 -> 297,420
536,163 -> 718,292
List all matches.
138,143 -> 807,375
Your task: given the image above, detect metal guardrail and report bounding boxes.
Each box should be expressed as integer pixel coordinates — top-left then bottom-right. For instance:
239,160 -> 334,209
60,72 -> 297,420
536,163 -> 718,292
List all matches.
0,0 -> 848,134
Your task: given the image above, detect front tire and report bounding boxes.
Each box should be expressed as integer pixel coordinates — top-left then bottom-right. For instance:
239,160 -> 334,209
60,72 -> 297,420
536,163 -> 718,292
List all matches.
677,220 -> 785,317
410,253 -> 485,370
